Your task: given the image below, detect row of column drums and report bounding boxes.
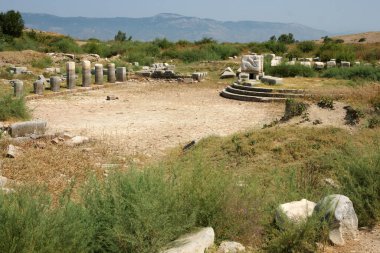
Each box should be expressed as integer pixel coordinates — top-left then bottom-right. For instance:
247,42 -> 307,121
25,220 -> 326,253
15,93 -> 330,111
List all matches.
12,61 -> 127,97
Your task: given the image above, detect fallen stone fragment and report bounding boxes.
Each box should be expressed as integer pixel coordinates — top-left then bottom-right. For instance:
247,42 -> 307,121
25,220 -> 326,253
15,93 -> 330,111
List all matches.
314,194 -> 358,246
6,144 -> 23,158
162,227 -> 215,253
218,241 -> 246,253
220,67 -> 236,79
66,136 -> 90,146
261,76 -> 283,85
10,120 -> 47,138
276,199 -> 316,225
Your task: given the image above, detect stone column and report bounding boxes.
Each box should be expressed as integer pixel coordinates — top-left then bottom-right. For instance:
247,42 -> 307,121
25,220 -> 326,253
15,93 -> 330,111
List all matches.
33,80 -> 44,95
82,60 -> 91,87
50,76 -> 61,92
95,64 -> 103,85
107,63 -> 116,83
116,67 -> 127,82
66,61 -> 76,89
13,80 -> 23,98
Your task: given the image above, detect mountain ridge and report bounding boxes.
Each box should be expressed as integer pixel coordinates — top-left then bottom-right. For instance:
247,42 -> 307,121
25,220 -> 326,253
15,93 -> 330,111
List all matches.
22,12 -> 330,42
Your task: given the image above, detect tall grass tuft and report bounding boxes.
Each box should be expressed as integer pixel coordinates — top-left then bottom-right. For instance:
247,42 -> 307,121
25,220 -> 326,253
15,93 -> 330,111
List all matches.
0,94 -> 30,121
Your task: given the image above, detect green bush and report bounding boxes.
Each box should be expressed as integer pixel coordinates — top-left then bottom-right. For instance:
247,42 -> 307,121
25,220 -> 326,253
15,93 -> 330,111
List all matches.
0,93 -> 30,121
265,214 -> 329,253
263,41 -> 288,54
31,56 -> 53,69
317,97 -> 334,109
50,37 -> 82,53
0,10 -> 24,38
267,64 -> 316,78
82,41 -> 111,57
318,42 -> 355,62
282,99 -> 309,121
321,65 -> 380,81
368,116 -> 380,129
297,41 -> 316,53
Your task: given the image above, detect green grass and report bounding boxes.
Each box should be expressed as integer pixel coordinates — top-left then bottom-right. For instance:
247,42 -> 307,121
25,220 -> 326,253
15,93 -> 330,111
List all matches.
0,93 -> 30,121
0,127 -> 379,252
322,65 -> 380,81
31,56 -> 53,69
267,64 -> 316,78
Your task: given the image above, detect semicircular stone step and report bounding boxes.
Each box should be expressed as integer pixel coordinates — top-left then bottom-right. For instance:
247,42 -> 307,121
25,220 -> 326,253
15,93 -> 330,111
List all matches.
220,89 -> 286,103
226,86 -> 303,98
231,83 -> 305,94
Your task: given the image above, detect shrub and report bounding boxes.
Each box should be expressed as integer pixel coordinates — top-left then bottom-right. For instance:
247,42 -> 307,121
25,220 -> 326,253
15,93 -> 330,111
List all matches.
265,214 -> 329,253
114,30 -> 126,41
31,56 -> 53,69
297,41 -> 316,53
50,37 -> 82,53
82,41 -> 111,57
153,38 -> 174,49
282,99 -> 309,121
359,38 -> 366,43
334,149 -> 380,227
318,42 -> 355,62
267,64 -> 316,78
367,116 -> 380,129
264,41 -> 287,54
317,97 -> 334,109
0,93 -> 30,121
321,65 -> 380,81
277,33 -> 295,44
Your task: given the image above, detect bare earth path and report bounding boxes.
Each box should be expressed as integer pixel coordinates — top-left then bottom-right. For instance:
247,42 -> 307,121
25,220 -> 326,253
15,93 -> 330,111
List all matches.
29,81 -> 284,156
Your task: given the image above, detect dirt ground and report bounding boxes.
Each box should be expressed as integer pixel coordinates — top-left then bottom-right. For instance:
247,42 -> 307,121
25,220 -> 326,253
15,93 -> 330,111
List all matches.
29,81 -> 285,156
324,225 -> 380,253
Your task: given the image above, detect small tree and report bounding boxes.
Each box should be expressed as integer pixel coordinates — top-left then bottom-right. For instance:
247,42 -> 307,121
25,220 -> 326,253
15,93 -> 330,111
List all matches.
0,10 -> 24,37
297,41 -> 316,53
278,33 -> 295,44
269,35 -> 277,42
114,30 -> 126,41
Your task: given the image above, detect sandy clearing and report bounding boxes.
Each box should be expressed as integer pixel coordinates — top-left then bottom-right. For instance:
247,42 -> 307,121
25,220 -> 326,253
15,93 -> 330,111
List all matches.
29,81 -> 284,156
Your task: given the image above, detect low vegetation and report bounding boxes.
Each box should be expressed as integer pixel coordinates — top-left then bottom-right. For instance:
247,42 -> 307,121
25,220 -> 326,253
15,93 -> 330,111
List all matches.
0,126 -> 379,252
0,93 -> 30,121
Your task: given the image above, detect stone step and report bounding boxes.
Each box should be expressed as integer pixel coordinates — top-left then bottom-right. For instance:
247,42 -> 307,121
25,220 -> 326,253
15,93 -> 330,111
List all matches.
231,83 -> 305,94
220,89 -> 286,103
226,86 -> 304,98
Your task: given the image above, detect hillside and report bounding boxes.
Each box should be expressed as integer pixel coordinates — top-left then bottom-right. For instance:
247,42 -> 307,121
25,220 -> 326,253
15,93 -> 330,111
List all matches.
22,12 -> 329,42
325,31 -> 380,44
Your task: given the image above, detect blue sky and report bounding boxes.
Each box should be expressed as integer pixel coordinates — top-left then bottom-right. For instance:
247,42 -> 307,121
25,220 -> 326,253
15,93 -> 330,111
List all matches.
1,0 -> 379,33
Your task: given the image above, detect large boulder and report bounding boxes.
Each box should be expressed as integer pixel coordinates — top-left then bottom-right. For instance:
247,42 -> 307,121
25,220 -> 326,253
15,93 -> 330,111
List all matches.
314,194 -> 358,246
276,199 -> 316,224
10,120 -> 47,138
162,227 -> 215,253
217,241 -> 245,253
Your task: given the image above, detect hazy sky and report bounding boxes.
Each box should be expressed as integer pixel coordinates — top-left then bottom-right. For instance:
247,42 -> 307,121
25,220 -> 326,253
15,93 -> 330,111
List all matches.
1,0 -> 379,33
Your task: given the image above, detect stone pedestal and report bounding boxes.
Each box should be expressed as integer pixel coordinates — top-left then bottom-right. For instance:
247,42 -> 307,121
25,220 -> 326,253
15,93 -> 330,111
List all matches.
116,67 -> 127,82
82,60 -> 91,87
13,80 -> 24,98
66,62 -> 76,89
107,63 -> 116,83
241,55 -> 264,79
50,76 -> 61,92
33,80 -> 44,95
95,64 -> 103,85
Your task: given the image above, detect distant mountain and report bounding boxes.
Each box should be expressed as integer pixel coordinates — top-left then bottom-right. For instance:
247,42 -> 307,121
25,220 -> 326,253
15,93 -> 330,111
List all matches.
22,13 -> 329,42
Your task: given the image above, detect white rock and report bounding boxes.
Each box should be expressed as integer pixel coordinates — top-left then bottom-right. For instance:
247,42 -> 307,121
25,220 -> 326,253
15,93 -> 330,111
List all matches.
162,227 -> 215,253
241,55 -> 264,74
300,61 -> 312,68
277,199 -> 316,224
6,144 -> 22,158
66,136 -> 90,146
218,241 -> 245,253
315,194 -> 358,246
314,62 -> 325,70
0,176 -> 8,188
